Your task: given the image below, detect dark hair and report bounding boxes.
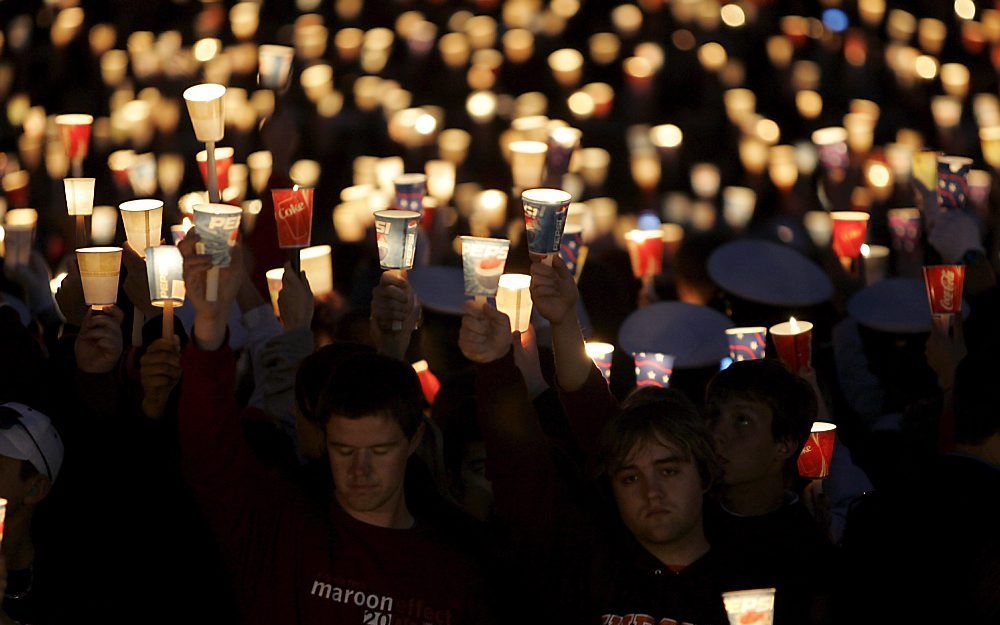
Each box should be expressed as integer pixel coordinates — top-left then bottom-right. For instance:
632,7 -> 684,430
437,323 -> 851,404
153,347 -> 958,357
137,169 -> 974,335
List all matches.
430,371 -> 480,481
313,351 -> 425,438
705,359 -> 816,465
294,342 -> 376,422
953,351 -> 1000,445
598,387 -> 720,488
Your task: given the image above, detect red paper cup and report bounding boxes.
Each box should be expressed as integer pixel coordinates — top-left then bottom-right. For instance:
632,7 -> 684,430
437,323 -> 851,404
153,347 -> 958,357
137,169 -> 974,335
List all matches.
272,187 -> 314,248
797,422 -> 836,478
55,114 -> 94,160
412,360 -> 441,405
769,319 -> 813,372
624,229 -> 664,278
923,264 -> 965,315
197,147 -> 235,192
831,211 -> 870,260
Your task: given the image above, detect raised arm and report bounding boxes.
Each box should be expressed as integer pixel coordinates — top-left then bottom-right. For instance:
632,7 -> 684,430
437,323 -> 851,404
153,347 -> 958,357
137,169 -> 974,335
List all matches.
530,256 -> 619,457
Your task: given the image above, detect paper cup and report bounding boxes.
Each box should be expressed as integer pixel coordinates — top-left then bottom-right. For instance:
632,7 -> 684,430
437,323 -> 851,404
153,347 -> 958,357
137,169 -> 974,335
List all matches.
145,245 -> 185,306
119,199 -> 164,258
585,341 -> 614,381
861,244 -> 890,285
625,229 -> 664,279
127,152 -> 158,196
2,171 -> 29,207
559,225 -> 586,279
425,160 -> 456,205
272,187 -> 314,248
91,205 -> 118,245
830,211 -> 869,260
300,245 -> 333,296
797,422 -> 837,479
722,588 -> 776,625
3,208 -> 37,269
460,236 -> 510,298
522,188 -> 571,258
412,360 -> 441,405
634,352 -> 674,388
197,146 -> 235,192
726,327 -> 767,362
394,173 -> 427,214
911,150 -> 939,218
77,246 -> 122,307
770,319 -> 813,372
804,211 -> 833,247
545,126 -> 581,185
812,127 -> 849,176
510,140 -> 548,190
64,178 -> 95,216
722,186 -> 756,230
495,273 -> 532,333
937,155 -> 972,212
258,44 -> 294,89
374,209 -> 420,270
887,208 -> 921,253
193,203 -> 241,266
55,114 -> 94,160
923,264 -> 964,316
266,267 -> 284,316
183,83 -> 227,143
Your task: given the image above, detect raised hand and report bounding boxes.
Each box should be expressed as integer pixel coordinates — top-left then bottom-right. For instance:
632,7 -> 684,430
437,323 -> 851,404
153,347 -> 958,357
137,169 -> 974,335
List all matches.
928,210 -> 984,263
75,305 -> 125,374
179,232 -> 243,350
122,243 -> 157,319
459,300 -> 513,364
529,254 -> 579,327
4,250 -> 53,316
55,256 -> 87,326
369,270 -> 420,359
512,324 -> 548,398
278,262 -> 314,331
140,337 -> 183,419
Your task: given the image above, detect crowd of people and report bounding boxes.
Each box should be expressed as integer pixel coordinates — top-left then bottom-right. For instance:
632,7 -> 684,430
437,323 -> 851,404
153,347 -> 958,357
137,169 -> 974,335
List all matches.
0,1 -> 999,624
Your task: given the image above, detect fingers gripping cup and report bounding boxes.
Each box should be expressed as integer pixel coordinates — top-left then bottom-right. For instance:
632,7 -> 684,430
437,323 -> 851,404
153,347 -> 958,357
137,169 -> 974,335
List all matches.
77,246 -> 122,310
193,203 -> 242,301
522,188 -> 571,265
460,236 -> 510,301
374,210 -> 420,271
722,588 -> 776,625
119,199 -> 164,259
797,422 -> 837,479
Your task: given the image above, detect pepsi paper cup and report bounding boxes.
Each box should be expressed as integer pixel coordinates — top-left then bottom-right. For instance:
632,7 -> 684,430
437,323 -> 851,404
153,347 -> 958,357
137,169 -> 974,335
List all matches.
522,188 -> 572,257
375,209 -> 420,270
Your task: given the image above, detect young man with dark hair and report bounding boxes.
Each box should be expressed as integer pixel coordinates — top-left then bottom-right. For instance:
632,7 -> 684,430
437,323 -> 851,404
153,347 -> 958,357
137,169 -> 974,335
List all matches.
176,236 -> 494,625
461,301 -> 756,625
703,359 -> 835,625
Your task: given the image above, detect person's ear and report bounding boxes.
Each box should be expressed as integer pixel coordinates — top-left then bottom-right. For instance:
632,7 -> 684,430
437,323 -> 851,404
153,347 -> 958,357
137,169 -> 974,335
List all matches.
24,475 -> 51,506
774,437 -> 798,463
407,421 -> 426,456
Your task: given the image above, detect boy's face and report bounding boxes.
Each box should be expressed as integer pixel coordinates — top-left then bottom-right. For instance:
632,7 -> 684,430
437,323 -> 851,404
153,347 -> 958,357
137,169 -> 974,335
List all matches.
326,415 -> 421,517
610,436 -> 706,548
708,397 -> 788,486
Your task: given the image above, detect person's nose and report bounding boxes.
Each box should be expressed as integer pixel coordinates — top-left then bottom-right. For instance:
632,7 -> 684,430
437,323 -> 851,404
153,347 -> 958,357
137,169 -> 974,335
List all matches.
349,450 -> 373,478
645,475 -> 666,503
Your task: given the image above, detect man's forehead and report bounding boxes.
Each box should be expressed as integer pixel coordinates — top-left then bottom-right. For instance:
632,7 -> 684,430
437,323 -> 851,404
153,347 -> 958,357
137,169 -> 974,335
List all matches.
624,435 -> 687,464
326,414 -> 405,442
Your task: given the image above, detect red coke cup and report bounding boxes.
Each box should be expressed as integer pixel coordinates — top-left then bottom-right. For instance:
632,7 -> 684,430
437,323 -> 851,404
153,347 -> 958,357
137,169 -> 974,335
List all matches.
922,265 -> 965,316
272,187 -> 314,248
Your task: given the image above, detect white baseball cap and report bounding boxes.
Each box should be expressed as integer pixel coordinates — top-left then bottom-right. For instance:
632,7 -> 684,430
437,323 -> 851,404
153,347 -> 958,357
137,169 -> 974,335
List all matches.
0,402 -> 64,482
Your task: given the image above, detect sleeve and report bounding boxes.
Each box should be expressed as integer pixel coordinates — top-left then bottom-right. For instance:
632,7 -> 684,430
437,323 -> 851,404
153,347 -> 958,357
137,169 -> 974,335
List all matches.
178,340 -> 295,569
257,328 -> 315,455
555,363 -> 620,459
239,303 -> 284,410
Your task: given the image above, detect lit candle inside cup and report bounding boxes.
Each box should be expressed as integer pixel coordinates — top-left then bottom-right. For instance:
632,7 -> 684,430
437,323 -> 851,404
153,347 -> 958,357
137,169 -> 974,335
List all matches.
769,317 -> 813,373
412,359 -> 441,405
374,209 -> 420,271
624,229 -> 664,280
544,126 -> 581,187
830,211 -> 870,264
127,152 -> 157,197
797,422 -> 837,479
119,199 -> 164,258
887,208 -> 921,253
183,83 -> 227,203
559,224 -> 587,282
860,244 -> 890,285
978,126 -> 1000,170
722,588 -> 776,625
585,342 -> 615,382
65,177 -> 96,247
271,187 -> 314,268
91,205 -> 118,246
460,236 -> 510,302
722,186 -> 756,231
76,246 -> 123,310
55,113 -> 94,174
247,151 -> 273,195
2,208 -> 37,269
509,141 -> 548,192
394,173 -> 427,215
495,273 -> 532,333
196,146 -> 235,192
804,211 -> 833,248
690,163 -> 721,200
726,326 -> 768,362
579,147 -> 611,189
923,264 -> 965,335
375,156 -> 405,196
521,187 -> 572,265
257,44 -> 294,90
548,48 -> 584,88
2,171 -> 30,208
473,190 -> 508,232
812,126 -> 849,182
299,244 -> 333,297
265,267 -> 284,316
931,96 -> 963,130
660,223 -> 684,260
937,155 -> 973,212
145,245 -> 185,339
768,145 -> 799,193
633,352 -> 674,388
425,160 -> 456,206
193,203 -> 242,301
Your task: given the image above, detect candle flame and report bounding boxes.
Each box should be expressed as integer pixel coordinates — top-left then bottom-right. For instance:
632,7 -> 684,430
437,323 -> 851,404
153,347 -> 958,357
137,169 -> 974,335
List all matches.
789,316 -> 800,333
293,184 -> 299,192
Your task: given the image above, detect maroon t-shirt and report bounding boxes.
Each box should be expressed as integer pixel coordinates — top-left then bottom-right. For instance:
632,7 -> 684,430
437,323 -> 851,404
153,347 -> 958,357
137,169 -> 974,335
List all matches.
178,343 -> 491,625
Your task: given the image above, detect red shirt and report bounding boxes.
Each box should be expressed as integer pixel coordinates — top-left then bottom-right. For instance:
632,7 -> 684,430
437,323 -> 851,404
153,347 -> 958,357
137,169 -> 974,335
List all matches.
178,343 -> 492,625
